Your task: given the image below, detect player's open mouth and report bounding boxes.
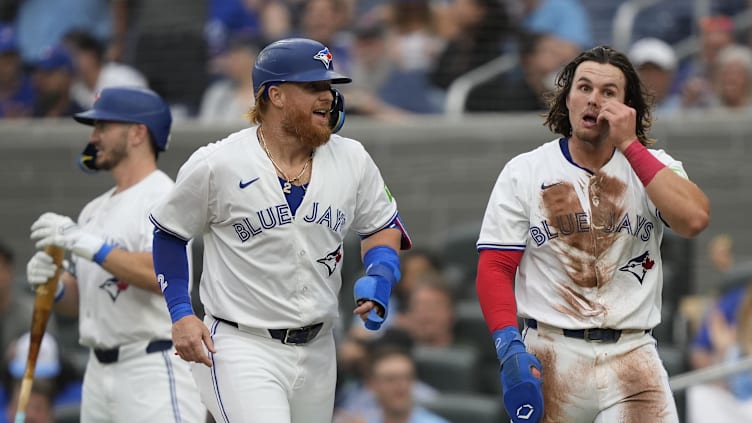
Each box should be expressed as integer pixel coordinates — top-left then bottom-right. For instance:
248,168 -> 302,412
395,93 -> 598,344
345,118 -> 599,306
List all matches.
313,109 -> 329,121
582,113 -> 598,128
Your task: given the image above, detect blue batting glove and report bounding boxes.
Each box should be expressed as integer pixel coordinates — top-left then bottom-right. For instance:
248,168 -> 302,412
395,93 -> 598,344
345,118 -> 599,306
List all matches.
353,274 -> 391,330
494,327 -> 544,423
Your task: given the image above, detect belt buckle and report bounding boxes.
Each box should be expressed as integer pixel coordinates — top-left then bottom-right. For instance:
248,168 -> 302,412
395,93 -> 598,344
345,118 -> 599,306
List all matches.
583,329 -> 620,343
583,328 -> 604,343
282,327 -> 309,345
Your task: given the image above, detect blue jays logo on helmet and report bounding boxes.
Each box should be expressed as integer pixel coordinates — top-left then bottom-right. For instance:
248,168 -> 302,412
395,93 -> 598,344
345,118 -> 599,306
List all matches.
313,47 -> 333,69
252,38 -> 351,96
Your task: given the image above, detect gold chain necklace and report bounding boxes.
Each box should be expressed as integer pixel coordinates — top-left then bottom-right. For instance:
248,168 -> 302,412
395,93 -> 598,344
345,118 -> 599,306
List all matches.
258,128 -> 312,194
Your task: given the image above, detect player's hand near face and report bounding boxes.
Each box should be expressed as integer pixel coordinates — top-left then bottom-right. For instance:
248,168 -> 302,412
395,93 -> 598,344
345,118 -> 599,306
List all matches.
596,100 -> 638,151
172,315 -> 215,367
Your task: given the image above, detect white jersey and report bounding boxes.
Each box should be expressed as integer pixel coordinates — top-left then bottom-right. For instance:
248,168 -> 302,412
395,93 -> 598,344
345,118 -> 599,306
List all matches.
150,126 -> 399,329
477,138 -> 689,330
75,170 -> 176,349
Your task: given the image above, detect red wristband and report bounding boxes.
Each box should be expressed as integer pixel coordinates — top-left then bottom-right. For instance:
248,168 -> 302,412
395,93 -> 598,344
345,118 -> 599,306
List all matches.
622,140 -> 666,186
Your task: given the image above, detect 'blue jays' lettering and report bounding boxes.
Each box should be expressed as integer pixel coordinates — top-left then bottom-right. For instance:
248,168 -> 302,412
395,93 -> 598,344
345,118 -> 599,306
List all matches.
530,212 -> 654,247
232,202 -> 347,242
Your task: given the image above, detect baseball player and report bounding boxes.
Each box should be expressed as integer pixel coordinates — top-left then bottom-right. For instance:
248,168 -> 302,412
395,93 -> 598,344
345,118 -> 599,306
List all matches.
24,87 -> 205,423
149,37 -> 411,423
476,45 -> 710,423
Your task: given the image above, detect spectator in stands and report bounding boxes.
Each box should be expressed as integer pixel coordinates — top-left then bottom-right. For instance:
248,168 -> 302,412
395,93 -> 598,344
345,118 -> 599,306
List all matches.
518,0 -> 592,49
0,24 -> 33,118
63,30 -> 147,109
376,0 -> 444,113
400,278 -> 456,348
709,44 -> 752,112
30,46 -> 84,118
258,1 -> 293,41
430,0 -> 515,91
205,0 -> 262,59
679,15 -> 736,109
466,31 -> 578,112
199,34 -> 260,124
687,284 -> 752,422
14,0 -> 111,63
393,248 -> 444,311
628,37 -> 682,116
343,19 -> 411,120
3,379 -> 56,423
339,346 -> 450,423
1,332 -> 83,423
0,241 -> 39,356
299,0 -> 353,76
709,234 -> 735,275
6,332 -> 82,407
204,0 -> 291,63
334,341 -> 445,423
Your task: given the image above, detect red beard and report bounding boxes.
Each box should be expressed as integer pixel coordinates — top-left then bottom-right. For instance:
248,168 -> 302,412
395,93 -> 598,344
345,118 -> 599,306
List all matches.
281,106 -> 332,148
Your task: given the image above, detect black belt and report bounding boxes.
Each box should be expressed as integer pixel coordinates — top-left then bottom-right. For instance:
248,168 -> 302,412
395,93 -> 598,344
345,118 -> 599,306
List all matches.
93,339 -> 173,364
213,316 -> 323,345
525,319 -> 648,343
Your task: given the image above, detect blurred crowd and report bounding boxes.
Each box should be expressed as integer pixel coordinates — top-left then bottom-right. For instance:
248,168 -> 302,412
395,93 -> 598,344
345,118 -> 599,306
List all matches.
0,0 -> 751,124
2,1 -> 752,422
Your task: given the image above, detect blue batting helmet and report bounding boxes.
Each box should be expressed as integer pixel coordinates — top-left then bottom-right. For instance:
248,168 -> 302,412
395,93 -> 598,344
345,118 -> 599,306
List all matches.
74,87 -> 172,151
252,38 -> 351,95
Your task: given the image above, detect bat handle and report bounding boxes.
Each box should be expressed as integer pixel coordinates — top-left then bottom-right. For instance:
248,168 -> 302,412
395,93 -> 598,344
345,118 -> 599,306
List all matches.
14,411 -> 25,423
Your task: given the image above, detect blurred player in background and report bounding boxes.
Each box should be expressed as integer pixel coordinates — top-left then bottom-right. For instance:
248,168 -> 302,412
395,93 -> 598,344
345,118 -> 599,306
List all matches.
476,45 -> 709,422
24,87 -> 204,422
149,37 -> 411,423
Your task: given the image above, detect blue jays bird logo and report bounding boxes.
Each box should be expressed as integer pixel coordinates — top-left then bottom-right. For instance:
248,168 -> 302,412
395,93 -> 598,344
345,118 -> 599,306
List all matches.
313,47 -> 333,69
618,251 -> 655,284
100,277 -> 129,301
317,244 -> 342,276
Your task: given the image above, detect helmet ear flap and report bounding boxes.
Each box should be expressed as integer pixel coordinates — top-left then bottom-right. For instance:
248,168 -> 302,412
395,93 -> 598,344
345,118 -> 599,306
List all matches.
329,88 -> 345,133
78,142 -> 99,173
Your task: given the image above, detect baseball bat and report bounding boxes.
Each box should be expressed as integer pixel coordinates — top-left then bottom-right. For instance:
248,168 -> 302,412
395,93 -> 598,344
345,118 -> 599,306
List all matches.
14,245 -> 65,423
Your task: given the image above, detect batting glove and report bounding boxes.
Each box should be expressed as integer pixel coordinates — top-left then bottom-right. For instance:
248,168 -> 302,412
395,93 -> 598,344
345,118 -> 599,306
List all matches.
494,326 -> 544,423
30,212 -> 113,264
26,251 -> 66,301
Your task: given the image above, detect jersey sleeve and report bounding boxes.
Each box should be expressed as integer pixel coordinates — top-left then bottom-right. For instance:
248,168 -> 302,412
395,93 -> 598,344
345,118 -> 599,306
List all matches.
350,147 -> 400,238
477,158 -> 530,252
646,149 -> 689,222
150,149 -> 213,240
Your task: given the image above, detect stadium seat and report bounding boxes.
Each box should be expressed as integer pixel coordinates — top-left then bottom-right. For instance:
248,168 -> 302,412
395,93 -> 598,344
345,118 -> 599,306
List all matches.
413,345 -> 480,394
453,300 -> 494,360
441,221 -> 482,299
421,392 -> 507,423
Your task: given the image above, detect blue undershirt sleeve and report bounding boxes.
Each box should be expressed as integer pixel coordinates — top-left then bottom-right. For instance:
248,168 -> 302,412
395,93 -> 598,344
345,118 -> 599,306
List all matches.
152,228 -> 194,323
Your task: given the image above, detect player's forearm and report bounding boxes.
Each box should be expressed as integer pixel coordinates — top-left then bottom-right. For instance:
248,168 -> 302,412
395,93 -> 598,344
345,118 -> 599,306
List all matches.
646,168 -> 710,238
54,272 -> 80,317
100,250 -> 163,294
476,250 -> 522,332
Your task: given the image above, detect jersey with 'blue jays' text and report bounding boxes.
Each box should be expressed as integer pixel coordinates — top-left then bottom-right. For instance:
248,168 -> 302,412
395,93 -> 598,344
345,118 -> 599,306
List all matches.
150,126 -> 401,329
477,138 -> 689,330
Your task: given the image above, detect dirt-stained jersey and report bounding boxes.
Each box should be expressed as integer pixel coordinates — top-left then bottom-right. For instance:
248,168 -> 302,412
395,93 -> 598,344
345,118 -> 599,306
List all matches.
477,138 -> 689,330
150,126 -> 400,329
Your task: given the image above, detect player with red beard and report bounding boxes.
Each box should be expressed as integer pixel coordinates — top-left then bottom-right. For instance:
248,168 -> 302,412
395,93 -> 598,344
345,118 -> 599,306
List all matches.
149,38 -> 411,423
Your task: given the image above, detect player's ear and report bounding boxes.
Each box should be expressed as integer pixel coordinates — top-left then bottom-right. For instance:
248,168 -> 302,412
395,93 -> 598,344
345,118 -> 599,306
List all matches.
267,84 -> 285,108
129,123 -> 150,148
